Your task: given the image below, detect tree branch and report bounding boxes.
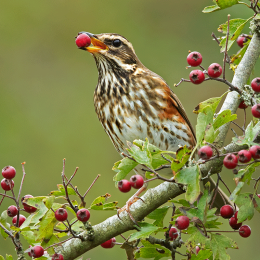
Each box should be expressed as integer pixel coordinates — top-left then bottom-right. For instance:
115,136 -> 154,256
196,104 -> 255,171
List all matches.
214,20 -> 260,147
56,182 -> 184,259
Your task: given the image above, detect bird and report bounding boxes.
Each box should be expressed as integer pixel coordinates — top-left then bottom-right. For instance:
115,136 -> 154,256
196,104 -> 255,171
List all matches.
78,32 -> 230,221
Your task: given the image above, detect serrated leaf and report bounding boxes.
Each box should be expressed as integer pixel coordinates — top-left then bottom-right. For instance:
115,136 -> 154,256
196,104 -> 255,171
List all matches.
5,255 -> 13,260
113,157 -> 138,181
204,124 -> 219,143
50,184 -> 76,197
129,223 -> 160,242
103,201 -> 118,210
146,206 -> 170,227
0,256 -> 4,260
175,165 -> 200,204
21,230 -> 40,245
43,196 -> 55,209
90,194 -> 111,210
41,234 -> 60,255
136,240 -> 171,260
215,0 -> 239,9
233,121 -> 260,146
171,146 -> 191,172
170,199 -> 190,207
213,110 -> 237,130
235,193 -> 255,222
196,106 -> 214,146
254,194 -> 260,212
185,227 -> 210,251
202,5 -> 221,13
238,162 -> 260,184
230,42 -> 249,69
193,93 -> 227,114
127,139 -> 153,168
190,249 -> 212,260
229,182 -> 244,201
36,209 -> 56,240
210,233 -> 238,260
0,210 -> 10,239
151,153 -> 172,170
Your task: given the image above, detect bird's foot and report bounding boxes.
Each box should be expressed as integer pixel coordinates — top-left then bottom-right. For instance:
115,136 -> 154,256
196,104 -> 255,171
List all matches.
117,186 -> 146,225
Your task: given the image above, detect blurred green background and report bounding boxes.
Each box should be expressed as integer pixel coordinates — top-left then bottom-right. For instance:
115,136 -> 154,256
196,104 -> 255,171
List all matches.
0,0 -> 259,259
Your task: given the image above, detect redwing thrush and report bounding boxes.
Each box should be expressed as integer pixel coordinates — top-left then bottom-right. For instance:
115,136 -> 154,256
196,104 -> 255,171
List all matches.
79,32 -> 230,220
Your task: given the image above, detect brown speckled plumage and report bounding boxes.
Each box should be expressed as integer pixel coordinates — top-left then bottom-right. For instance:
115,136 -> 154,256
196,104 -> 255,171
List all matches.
86,33 -> 196,155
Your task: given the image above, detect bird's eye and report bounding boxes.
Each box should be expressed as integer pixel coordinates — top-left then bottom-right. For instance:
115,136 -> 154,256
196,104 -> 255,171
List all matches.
112,39 -> 122,47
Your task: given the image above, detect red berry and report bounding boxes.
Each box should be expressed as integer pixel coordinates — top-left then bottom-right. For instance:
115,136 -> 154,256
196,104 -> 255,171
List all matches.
52,253 -> 64,260
198,146 -> 213,160
101,237 -> 116,248
223,153 -> 238,169
2,166 -> 16,179
207,63 -> 222,78
237,150 -> 252,163
187,52 -> 203,67
257,194 -> 260,198
238,101 -> 248,109
189,70 -> 205,84
129,175 -> 144,189
118,179 -> 131,193
220,205 -> 234,219
7,205 -> 18,217
195,246 -> 200,254
12,214 -> 26,227
75,33 -> 91,48
229,216 -> 242,230
175,216 -> 189,230
251,104 -> 260,118
21,194 -> 37,213
249,145 -> 260,159
237,36 -> 248,48
31,245 -> 44,258
77,208 -> 90,222
1,178 -> 14,191
239,225 -> 251,238
251,77 -> 260,93
169,227 -> 178,240
55,208 -> 68,222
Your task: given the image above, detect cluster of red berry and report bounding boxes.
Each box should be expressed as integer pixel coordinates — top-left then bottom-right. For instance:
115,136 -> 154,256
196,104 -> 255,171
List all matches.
168,215 -> 189,241
198,145 -> 260,170
186,51 -> 222,84
220,205 -> 251,238
117,175 -> 144,193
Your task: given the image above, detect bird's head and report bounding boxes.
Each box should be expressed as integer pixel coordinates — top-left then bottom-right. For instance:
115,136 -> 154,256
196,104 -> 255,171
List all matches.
79,32 -> 142,74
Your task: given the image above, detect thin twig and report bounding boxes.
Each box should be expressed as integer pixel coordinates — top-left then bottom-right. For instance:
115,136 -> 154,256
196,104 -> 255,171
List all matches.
174,78 -> 190,87
44,237 -> 74,250
83,174 -> 101,198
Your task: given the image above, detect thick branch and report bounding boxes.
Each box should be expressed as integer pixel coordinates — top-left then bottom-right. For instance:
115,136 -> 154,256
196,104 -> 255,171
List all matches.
215,27 -> 260,147
56,182 -> 184,259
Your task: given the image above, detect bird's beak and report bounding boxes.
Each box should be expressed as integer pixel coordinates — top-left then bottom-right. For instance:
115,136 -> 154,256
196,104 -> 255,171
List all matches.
80,32 -> 108,53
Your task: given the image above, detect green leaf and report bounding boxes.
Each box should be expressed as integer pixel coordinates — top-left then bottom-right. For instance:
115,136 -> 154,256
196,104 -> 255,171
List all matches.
215,0 -> 239,9
136,240 -> 171,260
235,193 -> 255,222
196,106 -> 214,146
113,158 -> 138,181
50,184 -> 76,197
5,256 -> 13,260
170,199 -> 190,207
202,5 -> 221,13
151,153 -> 172,170
0,210 -> 10,239
171,146 -> 191,172
0,256 -> 4,260
210,233 -> 238,260
146,206 -> 170,227
229,182 -> 244,201
36,209 -> 56,240
190,249 -> 212,260
185,227 -> 210,251
239,162 -> 260,184
103,201 -> 118,210
90,194 -> 112,210
218,18 -> 252,52
129,222 -> 160,242
127,139 -> 153,168
41,234 -> 60,255
233,121 -> 260,146
21,231 -> 40,245
254,194 -> 260,213
204,124 -> 219,144
175,165 -> 200,204
230,42 -> 249,69
193,93 -> 227,114
213,110 -> 237,130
